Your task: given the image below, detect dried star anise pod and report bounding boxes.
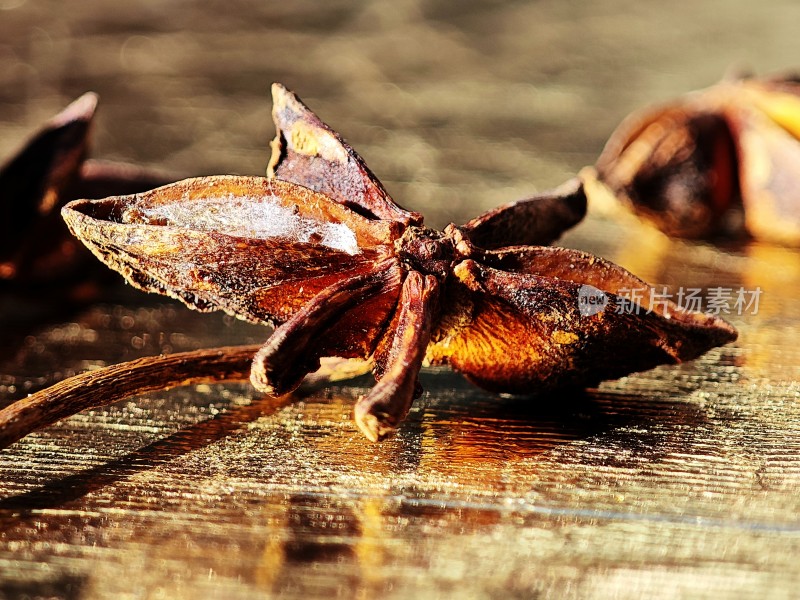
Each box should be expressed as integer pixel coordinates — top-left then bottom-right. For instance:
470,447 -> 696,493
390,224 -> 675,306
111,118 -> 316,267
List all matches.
0,84 -> 737,447
0,92 -> 175,286
591,73 -> 800,244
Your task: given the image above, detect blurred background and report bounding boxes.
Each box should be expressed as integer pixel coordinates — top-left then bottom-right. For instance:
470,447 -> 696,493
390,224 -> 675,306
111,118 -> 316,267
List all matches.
3,0 -> 800,228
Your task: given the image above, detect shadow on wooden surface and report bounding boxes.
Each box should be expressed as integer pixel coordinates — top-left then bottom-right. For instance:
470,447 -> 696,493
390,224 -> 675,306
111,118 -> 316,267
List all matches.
0,381 -> 711,513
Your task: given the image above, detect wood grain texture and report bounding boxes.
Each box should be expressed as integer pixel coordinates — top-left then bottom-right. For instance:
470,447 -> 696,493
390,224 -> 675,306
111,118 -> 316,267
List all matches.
2,1 -> 800,599
0,232 -> 798,598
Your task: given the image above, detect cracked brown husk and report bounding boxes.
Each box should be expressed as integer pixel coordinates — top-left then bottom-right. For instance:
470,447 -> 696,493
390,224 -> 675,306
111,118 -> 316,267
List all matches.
0,92 -> 175,288
0,84 -> 737,446
591,72 -> 800,244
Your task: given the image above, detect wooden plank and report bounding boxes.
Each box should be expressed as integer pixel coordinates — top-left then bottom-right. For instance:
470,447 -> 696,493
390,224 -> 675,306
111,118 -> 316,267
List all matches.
3,1 -> 800,598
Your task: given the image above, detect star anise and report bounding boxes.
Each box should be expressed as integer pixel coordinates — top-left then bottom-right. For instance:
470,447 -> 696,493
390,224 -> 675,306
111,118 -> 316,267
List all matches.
0,92 -> 175,287
20,83 -> 732,444
591,72 -> 800,244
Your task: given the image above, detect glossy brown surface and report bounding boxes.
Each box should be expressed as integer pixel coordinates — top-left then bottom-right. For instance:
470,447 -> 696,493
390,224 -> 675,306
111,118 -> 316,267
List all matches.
2,1 -> 800,598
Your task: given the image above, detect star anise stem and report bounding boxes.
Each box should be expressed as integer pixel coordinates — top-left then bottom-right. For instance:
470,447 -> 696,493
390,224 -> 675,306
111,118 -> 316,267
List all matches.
0,345 -> 261,450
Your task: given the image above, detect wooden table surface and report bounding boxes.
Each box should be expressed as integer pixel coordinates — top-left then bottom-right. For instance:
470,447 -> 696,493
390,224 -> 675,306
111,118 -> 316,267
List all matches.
2,1 -> 800,598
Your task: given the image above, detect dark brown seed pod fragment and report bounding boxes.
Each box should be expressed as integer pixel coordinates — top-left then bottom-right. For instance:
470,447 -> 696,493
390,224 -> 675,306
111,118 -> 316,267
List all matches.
0,93 -> 175,286
593,73 -> 800,244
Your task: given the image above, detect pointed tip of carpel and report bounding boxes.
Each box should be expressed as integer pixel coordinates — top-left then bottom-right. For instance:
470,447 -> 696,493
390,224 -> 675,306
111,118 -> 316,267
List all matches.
271,82 -> 286,97
52,92 -> 99,127
354,404 -> 396,443
271,82 -> 297,108
716,317 -> 739,345
60,197 -> 116,238
249,369 -> 279,397
553,176 -> 584,198
687,310 -> 739,348
60,200 -> 90,239
709,321 -> 739,353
